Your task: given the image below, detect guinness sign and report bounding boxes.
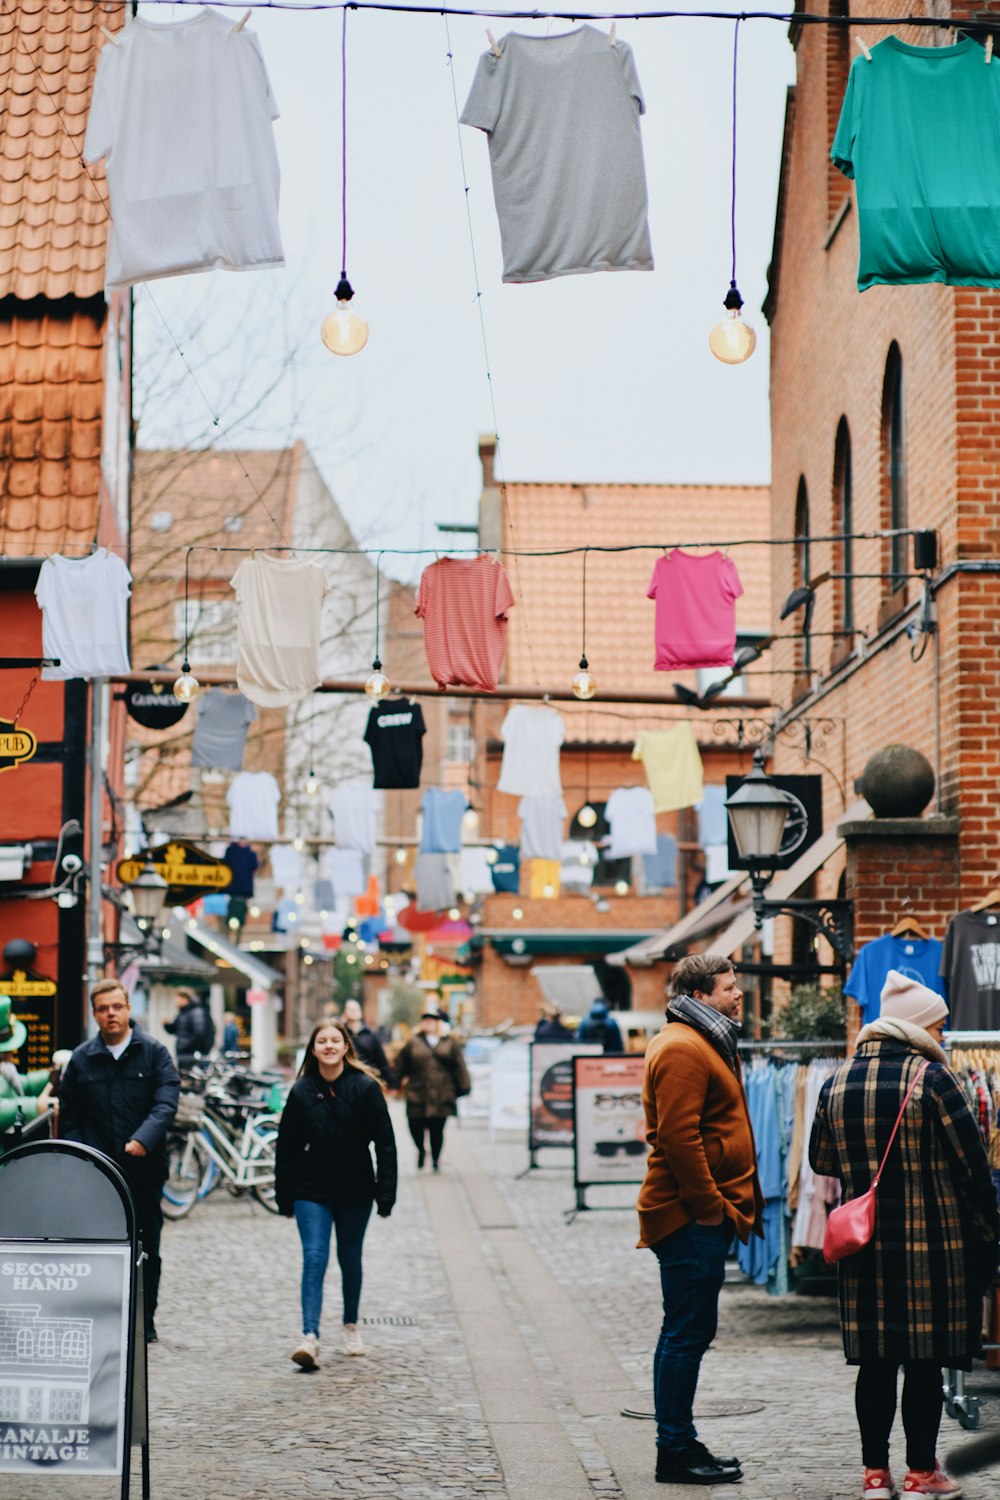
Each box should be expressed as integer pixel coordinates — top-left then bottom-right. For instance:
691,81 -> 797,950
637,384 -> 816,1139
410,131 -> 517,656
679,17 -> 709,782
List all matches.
123,667 -> 189,731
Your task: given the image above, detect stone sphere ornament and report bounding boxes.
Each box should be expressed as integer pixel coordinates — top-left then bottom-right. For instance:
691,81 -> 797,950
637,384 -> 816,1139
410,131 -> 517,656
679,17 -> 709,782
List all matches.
860,744 -> 935,818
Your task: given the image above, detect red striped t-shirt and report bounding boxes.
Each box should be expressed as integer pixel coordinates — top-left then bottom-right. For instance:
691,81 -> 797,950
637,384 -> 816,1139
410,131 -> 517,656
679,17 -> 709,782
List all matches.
415,556 -> 515,692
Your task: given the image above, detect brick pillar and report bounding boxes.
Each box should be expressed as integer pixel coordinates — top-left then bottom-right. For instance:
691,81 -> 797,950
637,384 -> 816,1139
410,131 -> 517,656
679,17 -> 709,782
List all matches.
837,816 -> 959,1045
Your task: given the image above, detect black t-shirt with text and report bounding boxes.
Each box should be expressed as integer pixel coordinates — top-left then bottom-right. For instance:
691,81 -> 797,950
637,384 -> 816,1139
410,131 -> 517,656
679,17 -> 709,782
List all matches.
364,697 -> 426,789
942,909 -> 1000,1029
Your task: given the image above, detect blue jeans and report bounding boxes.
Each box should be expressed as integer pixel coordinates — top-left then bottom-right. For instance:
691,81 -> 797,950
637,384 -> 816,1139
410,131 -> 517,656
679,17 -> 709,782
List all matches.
652,1220 -> 732,1453
294,1199 -> 373,1335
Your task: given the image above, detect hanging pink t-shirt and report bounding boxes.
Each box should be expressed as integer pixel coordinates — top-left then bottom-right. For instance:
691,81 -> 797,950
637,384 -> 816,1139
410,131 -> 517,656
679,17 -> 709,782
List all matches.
647,550 -> 744,670
416,555 -> 515,691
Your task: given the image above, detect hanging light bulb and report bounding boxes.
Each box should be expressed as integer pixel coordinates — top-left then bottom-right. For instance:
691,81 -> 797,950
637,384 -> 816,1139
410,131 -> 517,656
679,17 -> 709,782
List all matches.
577,803 -> 598,830
484,846 -> 499,866
173,661 -> 200,703
321,275 -> 368,356
364,658 -> 391,702
306,768 -> 320,796
462,805 -> 479,834
394,847 -> 408,865
571,655 -> 597,701
709,281 -> 756,366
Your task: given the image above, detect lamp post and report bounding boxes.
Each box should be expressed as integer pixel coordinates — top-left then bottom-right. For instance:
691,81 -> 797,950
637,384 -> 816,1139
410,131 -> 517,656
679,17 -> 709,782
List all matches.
725,751 -> 854,965
121,854 -> 169,934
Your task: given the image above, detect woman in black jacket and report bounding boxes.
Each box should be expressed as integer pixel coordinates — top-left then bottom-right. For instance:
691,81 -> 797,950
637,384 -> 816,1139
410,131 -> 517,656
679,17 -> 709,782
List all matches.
275,1020 -> 397,1369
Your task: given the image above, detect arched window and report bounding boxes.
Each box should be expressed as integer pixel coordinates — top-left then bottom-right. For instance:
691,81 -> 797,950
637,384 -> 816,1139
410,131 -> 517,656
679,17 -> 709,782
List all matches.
61,1328 -> 88,1361
832,418 -> 853,637
37,1328 -> 56,1359
15,1328 -> 33,1359
827,0 -> 851,218
794,477 -> 811,676
882,343 -> 907,593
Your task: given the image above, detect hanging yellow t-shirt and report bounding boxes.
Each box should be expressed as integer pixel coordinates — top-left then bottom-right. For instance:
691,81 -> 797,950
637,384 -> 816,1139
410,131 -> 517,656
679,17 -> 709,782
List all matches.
632,723 -> 704,814
527,859 -> 561,899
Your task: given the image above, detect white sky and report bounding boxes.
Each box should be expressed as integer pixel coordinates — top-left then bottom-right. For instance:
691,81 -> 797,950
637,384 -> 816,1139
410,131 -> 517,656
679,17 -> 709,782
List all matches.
133,2 -> 796,575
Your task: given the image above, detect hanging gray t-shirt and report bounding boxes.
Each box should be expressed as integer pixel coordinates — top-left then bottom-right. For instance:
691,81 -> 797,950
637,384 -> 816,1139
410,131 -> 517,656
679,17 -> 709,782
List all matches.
191,689 -> 257,770
461,26 -> 654,284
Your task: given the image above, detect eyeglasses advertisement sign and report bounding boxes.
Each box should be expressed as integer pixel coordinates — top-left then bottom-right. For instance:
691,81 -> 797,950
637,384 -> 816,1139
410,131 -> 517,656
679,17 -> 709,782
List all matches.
572,1053 -> 649,1194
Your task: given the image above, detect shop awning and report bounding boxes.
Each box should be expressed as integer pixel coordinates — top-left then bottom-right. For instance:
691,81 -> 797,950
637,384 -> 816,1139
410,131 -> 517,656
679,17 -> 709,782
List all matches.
606,874 -> 747,968
710,797 -> 870,958
484,929 -> 660,960
172,909 -> 284,991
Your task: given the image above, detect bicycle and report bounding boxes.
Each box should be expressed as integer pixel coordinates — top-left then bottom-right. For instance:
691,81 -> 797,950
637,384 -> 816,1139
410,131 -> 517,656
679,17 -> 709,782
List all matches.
163,1061 -> 285,1219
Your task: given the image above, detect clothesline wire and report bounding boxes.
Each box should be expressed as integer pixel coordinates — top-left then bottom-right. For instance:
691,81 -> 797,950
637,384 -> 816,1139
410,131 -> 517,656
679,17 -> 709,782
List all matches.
443,13 -> 542,689
129,1 -> 1000,28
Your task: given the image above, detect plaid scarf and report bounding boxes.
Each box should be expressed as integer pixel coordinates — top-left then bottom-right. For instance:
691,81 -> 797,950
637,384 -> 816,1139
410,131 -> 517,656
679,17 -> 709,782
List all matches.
667,994 -> 741,1071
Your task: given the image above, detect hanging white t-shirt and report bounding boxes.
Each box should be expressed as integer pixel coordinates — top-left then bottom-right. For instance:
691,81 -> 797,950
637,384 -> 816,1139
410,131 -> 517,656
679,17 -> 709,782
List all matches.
498,706 -> 564,797
328,785 -> 378,855
230,555 -> 330,708
517,797 -> 567,862
269,844 -> 303,891
83,9 -> 284,291
226,770 -> 280,841
459,846 -> 496,896
605,786 -> 657,859
323,847 -> 366,902
35,550 -> 132,681
560,839 -> 597,888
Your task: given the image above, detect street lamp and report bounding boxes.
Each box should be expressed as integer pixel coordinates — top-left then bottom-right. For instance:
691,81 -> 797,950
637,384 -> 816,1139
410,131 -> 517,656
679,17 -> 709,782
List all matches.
122,854 -> 169,928
725,751 -> 854,964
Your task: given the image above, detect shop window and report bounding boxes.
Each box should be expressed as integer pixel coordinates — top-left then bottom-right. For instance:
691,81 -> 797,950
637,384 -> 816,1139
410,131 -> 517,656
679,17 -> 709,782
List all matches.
37,1328 -> 55,1359
61,1328 -> 88,1361
0,1386 -> 19,1420
697,632 -> 769,698
446,720 -> 474,765
48,1388 -> 84,1423
15,1328 -> 33,1359
174,596 -> 237,666
569,803 -> 630,887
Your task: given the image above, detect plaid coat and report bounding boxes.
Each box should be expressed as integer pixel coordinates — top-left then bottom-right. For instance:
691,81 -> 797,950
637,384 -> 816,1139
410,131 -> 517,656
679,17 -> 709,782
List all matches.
809,1036 -> 998,1366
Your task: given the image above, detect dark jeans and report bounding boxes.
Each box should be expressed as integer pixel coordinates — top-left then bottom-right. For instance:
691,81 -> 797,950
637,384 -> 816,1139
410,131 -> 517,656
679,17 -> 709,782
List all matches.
652,1220 -> 732,1452
408,1116 -> 446,1164
294,1199 -> 373,1335
855,1359 -> 943,1472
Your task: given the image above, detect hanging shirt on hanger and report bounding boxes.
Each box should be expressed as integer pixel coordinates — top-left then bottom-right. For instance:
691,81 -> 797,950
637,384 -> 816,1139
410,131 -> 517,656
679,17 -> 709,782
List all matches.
490,844 -> 521,894
226,771 -> 280,842
416,556 -> 515,692
845,932 -> 946,1026
191,689 -> 257,770
460,26 -> 653,284
560,840 -> 597,889
832,38 -> 1000,293
231,554 -> 330,708
528,859 -> 561,899
942,910 -> 1000,1030
605,786 -> 657,859
419,788 -> 468,854
83,9 -> 284,291
647,550 -> 744,671
643,834 -> 678,890
497,705 -> 564,797
323,847 -> 366,903
633,724 -> 705,813
328,785 -> 378,855
269,844 -> 303,891
518,797 -> 567,862
459,846 -> 497,896
364,697 -> 426,789
223,841 -> 259,898
415,852 -> 455,911
35,551 -> 132,681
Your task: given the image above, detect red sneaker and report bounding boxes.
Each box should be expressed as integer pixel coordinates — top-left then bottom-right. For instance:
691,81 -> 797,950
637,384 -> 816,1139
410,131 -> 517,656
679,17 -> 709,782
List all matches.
863,1468 -> 897,1500
902,1468 -> 962,1498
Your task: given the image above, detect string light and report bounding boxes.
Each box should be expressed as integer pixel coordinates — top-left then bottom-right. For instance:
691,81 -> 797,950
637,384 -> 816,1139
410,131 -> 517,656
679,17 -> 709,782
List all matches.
572,657 -> 597,700
173,661 -> 200,702
364,660 -> 391,701
462,805 -> 479,833
322,11 -> 368,356
577,804 -> 598,828
306,768 -> 320,795
709,20 -> 756,366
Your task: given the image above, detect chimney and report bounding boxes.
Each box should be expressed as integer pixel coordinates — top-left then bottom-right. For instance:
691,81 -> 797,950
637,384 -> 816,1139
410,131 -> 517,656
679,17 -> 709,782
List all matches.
477,433 -> 501,554
478,433 -> 497,490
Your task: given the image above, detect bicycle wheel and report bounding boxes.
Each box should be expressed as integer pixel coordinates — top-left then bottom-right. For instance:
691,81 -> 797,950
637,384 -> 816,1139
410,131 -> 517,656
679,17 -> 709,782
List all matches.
250,1129 -> 281,1214
162,1131 -> 206,1220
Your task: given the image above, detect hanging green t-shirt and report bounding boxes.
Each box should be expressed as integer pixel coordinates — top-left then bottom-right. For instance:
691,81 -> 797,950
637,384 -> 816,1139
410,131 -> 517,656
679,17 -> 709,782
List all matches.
832,36 -> 1000,292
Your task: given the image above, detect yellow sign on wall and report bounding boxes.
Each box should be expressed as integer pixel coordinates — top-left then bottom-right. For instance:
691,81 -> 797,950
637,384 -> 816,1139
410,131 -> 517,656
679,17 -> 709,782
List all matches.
0,719 -> 37,773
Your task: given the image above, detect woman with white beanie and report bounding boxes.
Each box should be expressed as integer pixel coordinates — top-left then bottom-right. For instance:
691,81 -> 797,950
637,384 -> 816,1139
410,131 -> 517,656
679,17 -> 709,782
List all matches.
809,970 -> 998,1500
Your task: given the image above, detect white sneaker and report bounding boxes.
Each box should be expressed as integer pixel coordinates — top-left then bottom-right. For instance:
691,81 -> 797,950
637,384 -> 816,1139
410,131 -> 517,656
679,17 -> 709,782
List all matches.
291,1332 -> 320,1370
342,1324 -> 365,1356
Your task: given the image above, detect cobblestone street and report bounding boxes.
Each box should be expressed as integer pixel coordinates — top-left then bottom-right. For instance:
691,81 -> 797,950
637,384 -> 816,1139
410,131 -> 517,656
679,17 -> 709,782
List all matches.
17,1106 -> 1000,1499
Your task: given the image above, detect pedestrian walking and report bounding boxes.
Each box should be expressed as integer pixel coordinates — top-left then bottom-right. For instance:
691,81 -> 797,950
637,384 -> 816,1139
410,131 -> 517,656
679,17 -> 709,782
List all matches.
57,978 -> 180,1341
637,954 -> 763,1486
577,998 -> 624,1053
163,987 -> 216,1069
275,1020 -> 397,1369
534,999 -> 575,1042
809,971 -> 999,1500
394,1008 -> 470,1171
342,997 -> 394,1086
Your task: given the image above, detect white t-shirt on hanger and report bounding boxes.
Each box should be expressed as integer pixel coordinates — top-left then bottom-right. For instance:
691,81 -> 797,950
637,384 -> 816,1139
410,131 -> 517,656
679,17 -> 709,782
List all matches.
35,550 -> 132,681
269,844 -> 303,891
230,554 -> 331,708
517,797 -> 567,862
328,785 -> 378,855
605,786 -> 657,859
226,770 -> 280,842
83,9 -> 285,291
323,847 -> 366,901
498,705 -> 564,797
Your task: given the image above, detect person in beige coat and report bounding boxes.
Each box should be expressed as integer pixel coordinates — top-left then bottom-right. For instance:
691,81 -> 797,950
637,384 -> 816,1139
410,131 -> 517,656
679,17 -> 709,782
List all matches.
394,1009 -> 470,1172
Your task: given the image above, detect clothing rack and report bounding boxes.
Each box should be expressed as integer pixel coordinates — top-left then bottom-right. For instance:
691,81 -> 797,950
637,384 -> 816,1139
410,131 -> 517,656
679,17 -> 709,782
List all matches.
738,1039 -> 846,1053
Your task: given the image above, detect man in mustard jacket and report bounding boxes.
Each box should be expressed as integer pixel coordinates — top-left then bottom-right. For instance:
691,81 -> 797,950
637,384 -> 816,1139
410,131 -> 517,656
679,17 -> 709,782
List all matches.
637,954 -> 763,1487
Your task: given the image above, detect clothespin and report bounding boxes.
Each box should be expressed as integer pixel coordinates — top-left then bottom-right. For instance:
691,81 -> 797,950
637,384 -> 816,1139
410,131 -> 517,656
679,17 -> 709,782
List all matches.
610,22 -> 618,47
856,36 -> 873,62
986,32 -> 994,63
486,29 -> 502,58
233,10 -> 251,32
100,24 -> 121,46
490,549 -> 501,566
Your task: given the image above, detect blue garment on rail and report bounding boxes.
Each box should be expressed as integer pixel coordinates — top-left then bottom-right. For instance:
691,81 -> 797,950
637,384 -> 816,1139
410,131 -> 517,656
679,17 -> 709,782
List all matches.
844,933 -> 945,1025
419,788 -> 468,854
643,833 -> 678,889
738,1064 -> 787,1291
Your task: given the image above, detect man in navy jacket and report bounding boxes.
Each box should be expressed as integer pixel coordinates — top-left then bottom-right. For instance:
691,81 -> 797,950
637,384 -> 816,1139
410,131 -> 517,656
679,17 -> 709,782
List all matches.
58,978 -> 179,1341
